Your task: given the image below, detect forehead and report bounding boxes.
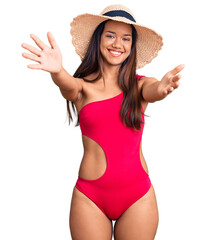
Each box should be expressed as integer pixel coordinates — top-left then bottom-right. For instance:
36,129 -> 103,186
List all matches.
103,20 -> 132,34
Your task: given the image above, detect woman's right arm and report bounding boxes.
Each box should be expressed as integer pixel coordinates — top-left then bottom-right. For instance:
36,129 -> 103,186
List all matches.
21,32 -> 82,102
51,68 -> 83,102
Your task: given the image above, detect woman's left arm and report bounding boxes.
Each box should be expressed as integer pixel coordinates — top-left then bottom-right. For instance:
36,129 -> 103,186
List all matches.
140,64 -> 185,103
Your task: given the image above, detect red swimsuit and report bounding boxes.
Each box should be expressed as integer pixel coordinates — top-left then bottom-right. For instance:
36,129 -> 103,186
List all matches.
75,74 -> 152,221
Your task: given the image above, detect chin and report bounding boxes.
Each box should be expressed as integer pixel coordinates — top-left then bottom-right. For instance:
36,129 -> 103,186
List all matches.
104,56 -> 128,66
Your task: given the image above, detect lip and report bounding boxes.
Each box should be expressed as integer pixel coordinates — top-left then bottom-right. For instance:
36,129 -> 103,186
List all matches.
107,49 -> 123,57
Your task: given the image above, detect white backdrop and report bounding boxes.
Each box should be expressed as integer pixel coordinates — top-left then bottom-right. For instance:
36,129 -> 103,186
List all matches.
1,0 -> 206,239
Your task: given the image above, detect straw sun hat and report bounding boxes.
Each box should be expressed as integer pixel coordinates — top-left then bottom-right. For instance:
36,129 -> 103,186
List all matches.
70,4 -> 163,69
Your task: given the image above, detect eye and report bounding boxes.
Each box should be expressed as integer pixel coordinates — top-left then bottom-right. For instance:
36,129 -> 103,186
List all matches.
106,34 -> 115,39
122,38 -> 130,41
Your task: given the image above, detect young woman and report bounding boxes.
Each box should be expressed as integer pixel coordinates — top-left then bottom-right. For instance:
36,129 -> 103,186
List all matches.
21,4 -> 184,240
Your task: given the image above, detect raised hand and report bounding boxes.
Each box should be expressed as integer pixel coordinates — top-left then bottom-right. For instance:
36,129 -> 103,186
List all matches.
159,64 -> 185,96
21,32 -> 63,73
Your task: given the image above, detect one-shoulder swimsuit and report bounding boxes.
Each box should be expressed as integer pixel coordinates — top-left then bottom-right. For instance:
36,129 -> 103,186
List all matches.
75,74 -> 152,221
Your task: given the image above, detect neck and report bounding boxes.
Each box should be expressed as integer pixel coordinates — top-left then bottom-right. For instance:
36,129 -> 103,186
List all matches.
101,62 -> 121,86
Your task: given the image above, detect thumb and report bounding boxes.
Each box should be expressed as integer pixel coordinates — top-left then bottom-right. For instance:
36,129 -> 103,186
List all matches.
47,32 -> 59,49
170,64 -> 185,75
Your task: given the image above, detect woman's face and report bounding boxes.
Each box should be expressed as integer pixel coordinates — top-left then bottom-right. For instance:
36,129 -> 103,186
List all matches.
100,20 -> 133,67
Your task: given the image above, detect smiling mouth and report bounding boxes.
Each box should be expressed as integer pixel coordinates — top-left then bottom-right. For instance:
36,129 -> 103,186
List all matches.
108,49 -> 123,57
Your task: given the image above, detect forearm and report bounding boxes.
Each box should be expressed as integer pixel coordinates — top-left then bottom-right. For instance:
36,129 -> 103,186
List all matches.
141,64 -> 184,103
50,67 -> 76,91
142,80 -> 165,103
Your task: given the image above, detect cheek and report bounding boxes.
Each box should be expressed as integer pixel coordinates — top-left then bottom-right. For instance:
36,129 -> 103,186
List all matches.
125,43 -> 132,55
100,38 -> 107,51
101,38 -> 113,48
100,40 -> 105,55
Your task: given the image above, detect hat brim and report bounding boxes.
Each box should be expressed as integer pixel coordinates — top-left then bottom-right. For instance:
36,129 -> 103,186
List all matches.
70,13 -> 163,69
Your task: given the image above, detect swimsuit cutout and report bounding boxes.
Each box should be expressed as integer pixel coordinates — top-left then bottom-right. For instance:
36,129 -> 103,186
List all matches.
75,74 -> 152,221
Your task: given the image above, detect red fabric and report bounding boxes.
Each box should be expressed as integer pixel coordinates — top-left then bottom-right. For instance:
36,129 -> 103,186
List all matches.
75,74 -> 151,220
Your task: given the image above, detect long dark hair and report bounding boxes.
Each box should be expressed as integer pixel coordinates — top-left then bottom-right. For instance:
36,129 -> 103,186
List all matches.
66,20 -> 146,132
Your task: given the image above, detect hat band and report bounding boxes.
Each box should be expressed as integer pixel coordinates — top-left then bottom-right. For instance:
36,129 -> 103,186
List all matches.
102,10 -> 136,23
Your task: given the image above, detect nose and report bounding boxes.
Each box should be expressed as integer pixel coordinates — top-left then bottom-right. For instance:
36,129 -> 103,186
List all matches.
112,37 -> 122,49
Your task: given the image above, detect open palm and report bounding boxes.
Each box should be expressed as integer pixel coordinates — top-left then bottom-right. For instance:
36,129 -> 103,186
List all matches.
21,32 -> 62,73
159,64 -> 185,96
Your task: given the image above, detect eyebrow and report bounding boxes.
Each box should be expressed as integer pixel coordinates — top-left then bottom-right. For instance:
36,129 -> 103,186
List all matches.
106,31 -> 132,36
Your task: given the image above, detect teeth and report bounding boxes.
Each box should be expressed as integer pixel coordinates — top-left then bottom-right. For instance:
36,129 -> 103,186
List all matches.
109,50 -> 122,56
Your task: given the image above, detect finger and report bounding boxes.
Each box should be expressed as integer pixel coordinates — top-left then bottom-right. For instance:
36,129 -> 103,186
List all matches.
174,81 -> 180,88
172,74 -> 182,82
168,86 -> 174,92
30,34 -> 48,50
22,52 -> 41,63
47,32 -> 59,49
163,89 -> 168,95
21,43 -> 42,56
170,64 -> 185,75
167,85 -> 176,94
27,64 -> 42,70
171,80 -> 180,89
